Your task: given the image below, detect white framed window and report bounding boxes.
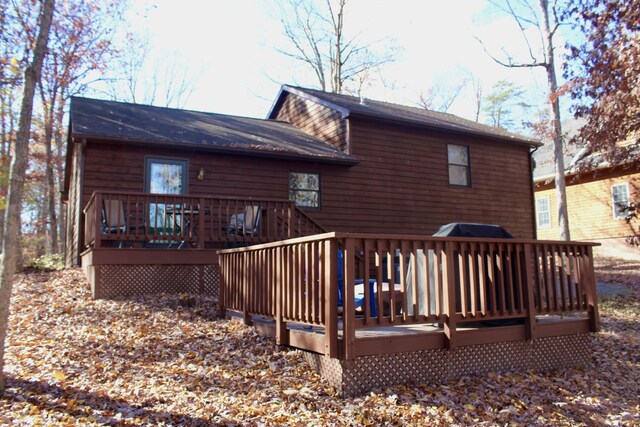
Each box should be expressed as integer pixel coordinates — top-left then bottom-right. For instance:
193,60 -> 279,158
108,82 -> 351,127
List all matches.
447,144 -> 470,187
289,172 -> 320,208
612,182 -> 630,219
536,196 -> 551,228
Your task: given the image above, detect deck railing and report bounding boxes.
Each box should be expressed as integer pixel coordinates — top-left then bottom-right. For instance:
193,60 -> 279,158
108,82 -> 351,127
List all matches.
83,191 -> 324,249
218,233 -> 599,359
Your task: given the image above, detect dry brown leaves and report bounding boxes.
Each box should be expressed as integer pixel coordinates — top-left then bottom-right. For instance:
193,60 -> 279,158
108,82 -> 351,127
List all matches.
0,257 -> 638,426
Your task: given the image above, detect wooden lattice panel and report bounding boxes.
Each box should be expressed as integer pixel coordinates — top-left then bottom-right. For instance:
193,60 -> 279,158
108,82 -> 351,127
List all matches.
204,265 -> 220,297
94,264 -> 220,299
304,334 -> 591,397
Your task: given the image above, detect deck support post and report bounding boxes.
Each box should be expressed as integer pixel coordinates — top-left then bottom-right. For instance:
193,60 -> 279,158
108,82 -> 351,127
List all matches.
443,242 -> 458,349
523,244 -> 537,340
343,237 -> 356,360
324,239 -> 338,358
584,246 -> 600,332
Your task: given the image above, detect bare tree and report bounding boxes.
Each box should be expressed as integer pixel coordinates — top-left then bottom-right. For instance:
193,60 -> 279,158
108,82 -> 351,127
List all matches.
417,80 -> 467,113
0,0 -> 55,394
103,32 -> 197,108
37,0 -> 124,255
470,75 -> 484,123
477,0 -> 570,240
277,0 -> 395,93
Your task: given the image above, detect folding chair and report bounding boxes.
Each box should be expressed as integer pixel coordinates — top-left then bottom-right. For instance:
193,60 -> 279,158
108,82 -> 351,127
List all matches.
242,205 -> 262,236
102,199 -> 144,247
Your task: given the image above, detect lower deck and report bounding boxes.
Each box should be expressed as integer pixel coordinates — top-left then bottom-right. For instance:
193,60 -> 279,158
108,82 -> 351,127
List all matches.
229,310 -> 592,396
230,310 -> 591,358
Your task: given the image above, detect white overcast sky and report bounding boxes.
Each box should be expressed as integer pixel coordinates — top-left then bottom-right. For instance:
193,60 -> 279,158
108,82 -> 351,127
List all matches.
120,0 -> 568,123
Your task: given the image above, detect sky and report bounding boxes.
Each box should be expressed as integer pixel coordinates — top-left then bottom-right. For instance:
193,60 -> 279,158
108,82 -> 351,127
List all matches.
116,0 -> 568,127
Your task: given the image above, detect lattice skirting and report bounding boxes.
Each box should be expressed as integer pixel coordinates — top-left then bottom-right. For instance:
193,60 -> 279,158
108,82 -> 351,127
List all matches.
304,334 -> 591,397
89,264 -> 220,299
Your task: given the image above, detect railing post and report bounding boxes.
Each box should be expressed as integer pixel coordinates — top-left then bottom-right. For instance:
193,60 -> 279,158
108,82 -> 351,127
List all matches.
243,252 -> 252,326
584,246 -> 600,332
343,238 -> 356,360
324,238 -> 338,358
218,254 -> 226,319
523,244 -> 538,340
94,192 -> 103,248
443,241 -> 458,349
288,203 -> 294,238
275,246 -> 288,346
198,197 -> 205,249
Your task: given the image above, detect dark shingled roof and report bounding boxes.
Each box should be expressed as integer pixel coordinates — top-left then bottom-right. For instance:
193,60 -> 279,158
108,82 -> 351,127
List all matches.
69,96 -> 357,165
269,85 -> 541,147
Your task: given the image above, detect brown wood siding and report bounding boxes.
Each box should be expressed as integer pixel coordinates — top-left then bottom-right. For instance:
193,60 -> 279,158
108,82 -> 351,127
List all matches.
74,102 -> 536,256
317,119 -> 536,238
80,142 -> 343,205
535,168 -> 640,240
274,93 -> 348,153
65,143 -> 82,267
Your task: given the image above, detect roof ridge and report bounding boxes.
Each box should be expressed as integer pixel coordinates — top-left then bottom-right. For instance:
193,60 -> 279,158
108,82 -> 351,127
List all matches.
283,85 -> 539,145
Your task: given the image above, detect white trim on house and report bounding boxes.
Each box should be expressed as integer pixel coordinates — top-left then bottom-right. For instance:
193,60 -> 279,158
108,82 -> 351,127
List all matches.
536,195 -> 551,228
611,182 -> 630,220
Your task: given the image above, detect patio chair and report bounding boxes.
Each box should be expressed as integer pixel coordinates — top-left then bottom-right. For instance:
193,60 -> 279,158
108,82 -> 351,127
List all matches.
242,205 -> 261,236
102,199 -> 144,247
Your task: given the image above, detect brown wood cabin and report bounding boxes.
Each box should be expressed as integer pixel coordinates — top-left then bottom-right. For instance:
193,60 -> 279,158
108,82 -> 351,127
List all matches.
63,85 -> 540,298
63,86 -> 600,395
533,142 -> 640,242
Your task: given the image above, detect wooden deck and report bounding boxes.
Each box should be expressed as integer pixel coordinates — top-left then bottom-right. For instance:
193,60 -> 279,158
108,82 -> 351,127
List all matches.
83,191 -> 324,250
218,232 -> 599,394
80,191 -> 324,298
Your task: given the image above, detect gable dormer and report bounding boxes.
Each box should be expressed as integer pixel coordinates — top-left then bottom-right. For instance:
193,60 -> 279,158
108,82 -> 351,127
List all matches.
269,86 -> 350,154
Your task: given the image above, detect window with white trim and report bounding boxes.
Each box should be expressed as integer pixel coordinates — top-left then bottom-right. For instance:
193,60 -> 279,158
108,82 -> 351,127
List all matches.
536,196 -> 551,228
447,144 -> 470,187
612,183 -> 630,219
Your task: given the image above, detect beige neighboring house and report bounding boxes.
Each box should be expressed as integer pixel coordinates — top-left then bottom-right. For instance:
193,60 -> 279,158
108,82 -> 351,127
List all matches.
533,141 -> 640,245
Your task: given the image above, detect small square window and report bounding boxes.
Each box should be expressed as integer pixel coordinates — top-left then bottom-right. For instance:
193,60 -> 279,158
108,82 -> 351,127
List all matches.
447,144 -> 470,187
612,183 -> 630,219
289,172 -> 320,208
536,196 -> 550,228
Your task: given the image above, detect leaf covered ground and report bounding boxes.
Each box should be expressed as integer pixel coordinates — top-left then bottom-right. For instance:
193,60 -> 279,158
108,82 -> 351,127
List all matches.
0,257 -> 638,426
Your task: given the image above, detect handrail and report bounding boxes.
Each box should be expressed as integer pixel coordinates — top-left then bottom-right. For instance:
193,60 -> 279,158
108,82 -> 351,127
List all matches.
218,233 -> 600,359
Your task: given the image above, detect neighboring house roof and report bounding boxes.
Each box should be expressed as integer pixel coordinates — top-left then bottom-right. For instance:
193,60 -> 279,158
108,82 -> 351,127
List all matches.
268,85 -> 541,147
69,96 -> 357,165
532,140 -> 581,182
533,140 -> 640,183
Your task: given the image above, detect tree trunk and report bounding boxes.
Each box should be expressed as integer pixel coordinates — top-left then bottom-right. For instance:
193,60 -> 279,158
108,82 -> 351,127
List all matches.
42,91 -> 58,254
0,0 -> 55,394
539,0 -> 570,240
54,100 -> 66,254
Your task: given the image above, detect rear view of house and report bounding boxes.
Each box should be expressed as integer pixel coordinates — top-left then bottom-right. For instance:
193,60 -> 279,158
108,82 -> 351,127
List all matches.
63,85 -> 599,395
63,85 -> 541,298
